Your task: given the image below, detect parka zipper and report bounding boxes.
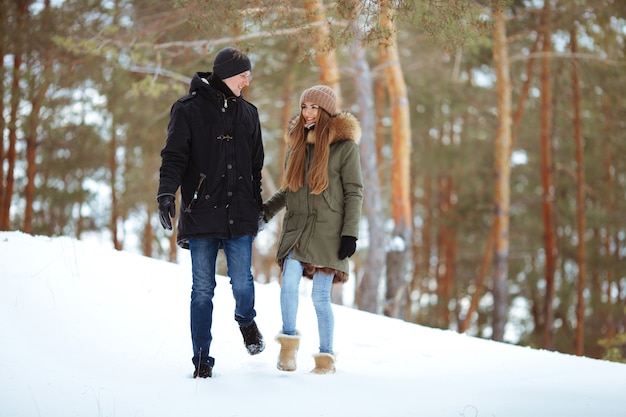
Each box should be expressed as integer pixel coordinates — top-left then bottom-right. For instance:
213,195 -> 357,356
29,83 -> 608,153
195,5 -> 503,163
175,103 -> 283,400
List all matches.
186,173 -> 207,211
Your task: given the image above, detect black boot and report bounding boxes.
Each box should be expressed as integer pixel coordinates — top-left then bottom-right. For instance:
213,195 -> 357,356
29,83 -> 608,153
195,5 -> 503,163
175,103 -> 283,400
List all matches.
193,363 -> 212,378
193,355 -> 214,378
239,320 -> 265,355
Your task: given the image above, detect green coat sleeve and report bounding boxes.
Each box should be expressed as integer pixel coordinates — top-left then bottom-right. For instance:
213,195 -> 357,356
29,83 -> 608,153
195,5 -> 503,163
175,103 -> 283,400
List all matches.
339,140 -> 363,239
263,189 -> 287,222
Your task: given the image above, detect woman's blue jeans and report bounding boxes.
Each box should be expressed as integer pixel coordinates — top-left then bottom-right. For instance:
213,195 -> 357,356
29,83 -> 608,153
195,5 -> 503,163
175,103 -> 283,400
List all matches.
281,252 -> 334,354
188,236 -> 257,366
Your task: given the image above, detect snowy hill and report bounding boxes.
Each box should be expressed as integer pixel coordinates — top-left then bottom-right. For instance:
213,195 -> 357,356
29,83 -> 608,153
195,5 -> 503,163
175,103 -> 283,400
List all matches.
1,231 -> 624,417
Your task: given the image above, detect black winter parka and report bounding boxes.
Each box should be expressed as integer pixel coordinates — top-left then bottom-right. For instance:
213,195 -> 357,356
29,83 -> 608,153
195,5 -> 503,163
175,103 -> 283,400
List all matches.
157,72 -> 264,249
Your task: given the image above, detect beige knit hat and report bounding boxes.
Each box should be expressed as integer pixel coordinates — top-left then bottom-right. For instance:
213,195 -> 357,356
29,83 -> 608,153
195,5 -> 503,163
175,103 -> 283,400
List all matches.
299,85 -> 337,115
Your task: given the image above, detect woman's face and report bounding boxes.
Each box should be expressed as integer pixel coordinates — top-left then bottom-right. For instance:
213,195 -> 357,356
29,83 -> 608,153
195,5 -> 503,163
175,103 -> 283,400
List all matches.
301,102 -> 320,126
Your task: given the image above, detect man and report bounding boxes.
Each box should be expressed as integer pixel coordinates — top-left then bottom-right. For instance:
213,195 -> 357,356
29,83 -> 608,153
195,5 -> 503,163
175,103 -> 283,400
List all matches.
157,46 -> 265,378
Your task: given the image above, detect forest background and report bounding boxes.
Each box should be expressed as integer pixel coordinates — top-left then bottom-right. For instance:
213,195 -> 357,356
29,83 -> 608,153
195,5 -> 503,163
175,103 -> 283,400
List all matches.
1,0 -> 624,362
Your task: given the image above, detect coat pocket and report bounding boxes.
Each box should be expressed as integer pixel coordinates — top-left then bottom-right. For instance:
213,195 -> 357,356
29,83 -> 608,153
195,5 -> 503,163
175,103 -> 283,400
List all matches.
184,173 -> 206,212
322,189 -> 343,214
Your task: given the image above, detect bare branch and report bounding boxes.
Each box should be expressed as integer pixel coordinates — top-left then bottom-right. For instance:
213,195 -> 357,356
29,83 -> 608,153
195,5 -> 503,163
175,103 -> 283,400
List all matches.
145,20 -> 344,52
509,51 -> 624,66
129,65 -> 191,85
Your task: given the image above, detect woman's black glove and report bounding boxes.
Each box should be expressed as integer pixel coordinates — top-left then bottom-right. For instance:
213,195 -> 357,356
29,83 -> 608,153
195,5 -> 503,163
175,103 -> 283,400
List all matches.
157,194 -> 176,230
338,236 -> 357,260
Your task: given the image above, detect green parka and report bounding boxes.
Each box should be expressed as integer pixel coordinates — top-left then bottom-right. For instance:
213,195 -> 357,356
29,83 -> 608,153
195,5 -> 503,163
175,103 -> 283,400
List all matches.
263,112 -> 363,283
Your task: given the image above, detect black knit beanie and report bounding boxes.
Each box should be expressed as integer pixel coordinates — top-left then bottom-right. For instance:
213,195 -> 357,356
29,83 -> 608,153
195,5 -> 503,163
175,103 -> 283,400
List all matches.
212,47 -> 251,79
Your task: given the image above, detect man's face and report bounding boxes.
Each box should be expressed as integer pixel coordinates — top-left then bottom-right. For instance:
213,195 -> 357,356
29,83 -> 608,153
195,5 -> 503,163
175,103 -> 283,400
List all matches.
222,71 -> 251,97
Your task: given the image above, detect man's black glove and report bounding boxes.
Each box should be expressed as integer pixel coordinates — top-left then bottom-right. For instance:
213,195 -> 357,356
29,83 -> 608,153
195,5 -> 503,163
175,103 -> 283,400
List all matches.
157,194 -> 176,230
338,236 -> 357,260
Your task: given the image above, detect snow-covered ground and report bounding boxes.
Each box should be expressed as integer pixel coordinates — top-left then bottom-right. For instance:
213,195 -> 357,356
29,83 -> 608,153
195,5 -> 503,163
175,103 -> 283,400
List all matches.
1,231 -> 623,417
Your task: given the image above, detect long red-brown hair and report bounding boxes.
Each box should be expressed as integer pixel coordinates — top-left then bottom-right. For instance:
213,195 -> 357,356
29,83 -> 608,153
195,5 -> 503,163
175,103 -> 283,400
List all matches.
283,109 -> 333,195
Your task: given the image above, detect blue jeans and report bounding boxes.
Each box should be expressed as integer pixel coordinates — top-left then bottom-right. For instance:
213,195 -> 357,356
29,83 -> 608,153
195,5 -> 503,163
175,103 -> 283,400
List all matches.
281,252 -> 335,354
188,236 -> 257,366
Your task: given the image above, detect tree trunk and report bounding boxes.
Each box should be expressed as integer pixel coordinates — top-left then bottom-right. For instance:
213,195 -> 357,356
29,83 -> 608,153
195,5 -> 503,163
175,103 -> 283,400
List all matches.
407,138 -> 429,322
512,37 -> 539,150
2,2 -> 28,230
421,169 -> 434,300
461,36 -> 538,334
168,223 -> 177,262
304,0 -> 342,104
24,67 -> 52,233
436,174 -> 455,328
23,103 -> 42,234
349,12 -> 384,314
539,2 -> 556,350
278,45 -> 296,186
570,25 -> 587,356
379,0 -> 412,319
601,94 -> 616,341
374,78 -> 387,187
142,213 -> 154,257
262,53 -> 296,281
490,5 -> 513,342
23,0 -> 52,233
109,113 -> 122,250
0,3 -> 7,224
460,228 -> 494,333
76,175 -> 86,239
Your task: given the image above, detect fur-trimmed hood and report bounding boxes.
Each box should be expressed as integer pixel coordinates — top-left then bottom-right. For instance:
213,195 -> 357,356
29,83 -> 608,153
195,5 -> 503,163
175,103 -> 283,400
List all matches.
286,111 -> 362,146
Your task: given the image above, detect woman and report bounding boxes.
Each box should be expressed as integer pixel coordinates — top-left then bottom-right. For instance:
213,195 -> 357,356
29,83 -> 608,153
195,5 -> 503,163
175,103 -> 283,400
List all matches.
263,85 -> 363,374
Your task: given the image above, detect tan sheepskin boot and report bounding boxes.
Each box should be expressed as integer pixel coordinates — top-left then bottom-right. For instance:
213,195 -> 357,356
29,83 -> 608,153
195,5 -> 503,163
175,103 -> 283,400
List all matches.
275,333 -> 301,371
311,353 -> 336,374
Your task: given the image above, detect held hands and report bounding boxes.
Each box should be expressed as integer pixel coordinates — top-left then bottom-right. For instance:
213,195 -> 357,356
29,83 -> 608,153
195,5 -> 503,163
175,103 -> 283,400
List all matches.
338,236 -> 357,260
258,211 -> 266,232
157,194 -> 176,230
